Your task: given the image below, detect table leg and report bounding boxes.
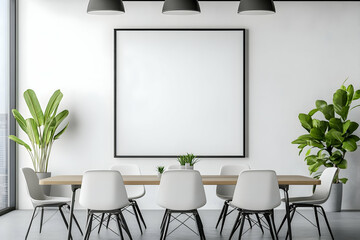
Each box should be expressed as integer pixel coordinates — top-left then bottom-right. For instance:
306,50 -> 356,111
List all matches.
67,185 -> 81,240
280,185 -> 292,240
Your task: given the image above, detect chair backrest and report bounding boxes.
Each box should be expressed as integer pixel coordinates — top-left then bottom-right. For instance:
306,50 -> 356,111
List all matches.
79,170 -> 129,211
22,168 -> 47,201
216,164 -> 250,199
166,164 -> 182,171
313,167 -> 338,202
231,170 -> 281,211
157,170 -> 206,211
111,164 -> 145,199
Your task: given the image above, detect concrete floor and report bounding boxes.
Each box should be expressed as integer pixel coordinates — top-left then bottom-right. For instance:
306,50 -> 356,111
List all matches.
0,209 -> 358,240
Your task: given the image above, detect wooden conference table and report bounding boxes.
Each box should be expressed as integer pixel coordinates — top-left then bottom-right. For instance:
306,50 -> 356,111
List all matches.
40,175 -> 320,240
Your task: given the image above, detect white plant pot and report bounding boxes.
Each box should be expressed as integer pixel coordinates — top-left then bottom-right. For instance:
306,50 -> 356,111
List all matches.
185,163 -> 193,170
180,165 -> 185,169
157,173 -> 162,178
36,172 -> 51,196
322,183 -> 343,212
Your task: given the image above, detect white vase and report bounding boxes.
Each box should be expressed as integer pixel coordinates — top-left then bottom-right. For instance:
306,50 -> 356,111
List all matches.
322,183 -> 342,212
157,173 -> 162,178
36,172 -> 51,196
185,163 -> 193,170
180,165 -> 185,169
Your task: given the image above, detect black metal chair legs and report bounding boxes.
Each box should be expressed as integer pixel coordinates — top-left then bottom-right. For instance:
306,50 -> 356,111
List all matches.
229,209 -> 277,240
83,209 -> 132,240
25,203 -> 82,240
160,209 -> 206,240
277,204 -> 334,240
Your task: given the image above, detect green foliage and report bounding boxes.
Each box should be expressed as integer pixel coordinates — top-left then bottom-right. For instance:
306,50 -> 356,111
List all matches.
9,89 -> 69,173
292,82 -> 360,183
157,166 -> 165,174
178,153 -> 200,166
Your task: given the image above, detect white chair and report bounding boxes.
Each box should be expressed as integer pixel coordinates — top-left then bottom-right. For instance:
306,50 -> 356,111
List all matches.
165,164 -> 182,170
216,164 -> 255,234
79,170 -> 132,240
22,168 -> 83,239
157,170 -> 206,240
277,167 -> 337,240
230,170 -> 281,240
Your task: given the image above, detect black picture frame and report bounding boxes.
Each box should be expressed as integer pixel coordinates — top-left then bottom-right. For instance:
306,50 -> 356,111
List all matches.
114,28 -> 246,158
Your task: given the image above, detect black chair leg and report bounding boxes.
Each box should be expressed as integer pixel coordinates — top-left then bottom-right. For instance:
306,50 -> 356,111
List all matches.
59,206 -> 69,229
264,214 -> 275,240
216,202 -> 226,228
119,212 -> 133,240
246,214 -> 253,228
131,201 -> 143,234
319,206 -> 335,240
238,213 -> 246,240
220,201 -> 229,234
277,205 -> 295,234
98,213 -> 105,234
161,211 -> 171,240
270,211 -> 278,240
83,213 -> 93,240
314,206 -> 321,236
134,200 -> 147,229
39,207 -> 44,233
160,210 -> 168,230
255,213 -> 264,233
229,211 -> 242,240
106,213 -> 111,229
25,207 -> 38,240
115,214 -> 125,240
194,210 -> 206,240
285,207 -> 296,240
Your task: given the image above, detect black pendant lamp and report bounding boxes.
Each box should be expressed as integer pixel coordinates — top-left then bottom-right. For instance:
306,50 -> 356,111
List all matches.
87,0 -> 125,15
162,0 -> 201,15
238,0 -> 275,15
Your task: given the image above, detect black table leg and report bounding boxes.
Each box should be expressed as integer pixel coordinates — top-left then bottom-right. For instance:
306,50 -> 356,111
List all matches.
67,185 -> 80,240
280,185 -> 292,240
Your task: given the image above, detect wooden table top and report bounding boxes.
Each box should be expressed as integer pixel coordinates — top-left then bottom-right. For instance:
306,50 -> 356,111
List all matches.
39,175 -> 321,186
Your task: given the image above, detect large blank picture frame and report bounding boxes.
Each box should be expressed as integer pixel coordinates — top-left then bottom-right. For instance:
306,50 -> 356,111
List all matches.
114,29 -> 245,158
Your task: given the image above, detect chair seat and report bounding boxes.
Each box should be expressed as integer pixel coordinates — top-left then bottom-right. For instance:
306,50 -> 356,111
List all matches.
128,191 -> 145,200
281,196 -> 326,205
216,194 -> 232,201
32,196 -> 71,207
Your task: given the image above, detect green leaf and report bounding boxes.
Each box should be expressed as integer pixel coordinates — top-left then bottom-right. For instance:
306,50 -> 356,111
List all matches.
353,90 -> 360,100
44,90 -> 63,123
329,118 -> 343,132
337,159 -> 348,169
339,106 -> 350,121
8,135 -> 31,151
347,135 -> 360,142
347,84 -> 354,104
333,89 -> 348,108
54,123 -> 69,140
326,129 -> 344,142
307,140 -> 324,148
305,148 -> 312,156
321,104 -> 335,120
12,109 -> 27,133
315,100 -> 327,110
342,138 -> 357,151
347,122 -> 359,135
308,108 -> 318,116
298,113 -> 312,132
26,118 -> 40,145
312,120 -> 328,133
339,178 -> 348,184
310,128 -> 325,140
23,89 -> 44,126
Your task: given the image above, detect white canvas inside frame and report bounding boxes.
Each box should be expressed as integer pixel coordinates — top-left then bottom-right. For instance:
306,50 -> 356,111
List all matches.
115,29 -> 245,157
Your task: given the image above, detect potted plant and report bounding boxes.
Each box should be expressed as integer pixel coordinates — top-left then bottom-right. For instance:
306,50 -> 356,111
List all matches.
179,153 -> 199,170
9,89 -> 69,195
156,166 -> 165,178
292,81 -> 360,211
177,155 -> 187,169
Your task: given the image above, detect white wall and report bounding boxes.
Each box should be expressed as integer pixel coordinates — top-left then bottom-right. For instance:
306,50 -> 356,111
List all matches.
18,0 -> 360,210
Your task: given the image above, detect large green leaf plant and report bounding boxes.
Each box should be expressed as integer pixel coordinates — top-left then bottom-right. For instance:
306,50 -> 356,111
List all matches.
292,82 -> 360,184
9,89 -> 69,172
